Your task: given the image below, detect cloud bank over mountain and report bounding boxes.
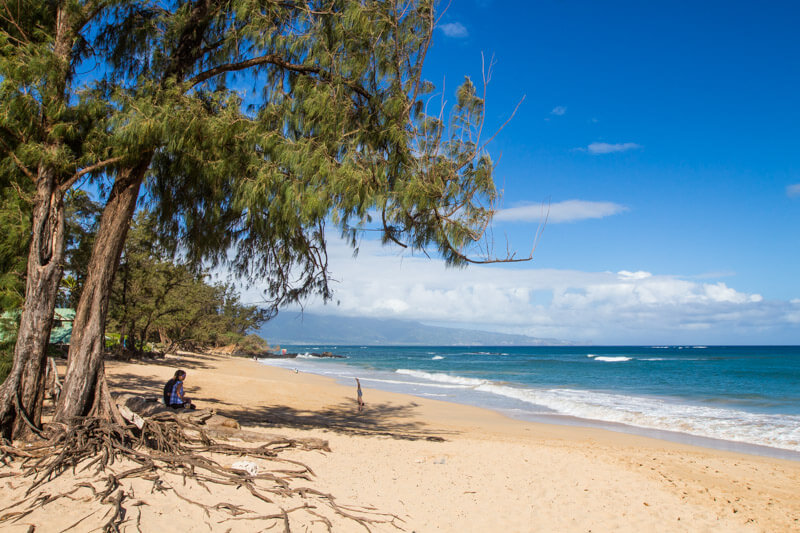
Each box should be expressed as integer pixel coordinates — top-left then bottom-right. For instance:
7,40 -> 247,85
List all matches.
242,238 -> 800,345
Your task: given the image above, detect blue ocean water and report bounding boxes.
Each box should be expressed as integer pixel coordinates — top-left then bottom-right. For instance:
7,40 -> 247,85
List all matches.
259,345 -> 800,458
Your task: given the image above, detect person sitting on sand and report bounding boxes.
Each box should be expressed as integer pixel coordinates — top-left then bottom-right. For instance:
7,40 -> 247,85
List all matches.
356,378 -> 364,412
163,370 -> 196,409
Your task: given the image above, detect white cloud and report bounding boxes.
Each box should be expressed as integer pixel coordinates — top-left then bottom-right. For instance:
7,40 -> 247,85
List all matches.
617,270 -> 651,280
787,183 -> 800,197
439,22 -> 468,38
551,106 -> 567,116
242,237 -> 799,345
704,282 -> 762,304
494,200 -> 628,223
585,142 -> 642,155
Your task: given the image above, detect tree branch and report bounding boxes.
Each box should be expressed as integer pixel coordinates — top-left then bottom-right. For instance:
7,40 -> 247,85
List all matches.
60,156 -> 123,193
0,0 -> 29,43
188,55 -> 371,100
1,139 -> 36,181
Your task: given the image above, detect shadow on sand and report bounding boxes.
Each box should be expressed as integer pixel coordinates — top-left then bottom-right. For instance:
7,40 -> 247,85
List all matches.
106,352 -> 216,372
108,371 -> 451,441
219,402 -> 451,442
109,371 -> 222,408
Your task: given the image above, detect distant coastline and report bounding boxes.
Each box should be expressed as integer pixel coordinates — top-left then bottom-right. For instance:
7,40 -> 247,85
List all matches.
257,312 -> 575,346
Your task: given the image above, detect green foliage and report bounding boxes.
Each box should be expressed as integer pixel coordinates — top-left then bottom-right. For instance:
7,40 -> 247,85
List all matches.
2,0 -> 516,366
0,313 -> 16,384
107,212 -> 268,352
94,0 -> 506,316
234,334 -> 269,356
104,332 -> 120,350
0,349 -> 11,385
59,190 -> 103,308
0,0 -> 123,191
0,0 -> 130,384
0,185 -> 31,311
0,178 -> 103,314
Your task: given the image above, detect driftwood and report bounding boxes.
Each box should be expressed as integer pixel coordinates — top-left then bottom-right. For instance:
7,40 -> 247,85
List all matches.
45,357 -> 61,404
0,396 -> 400,532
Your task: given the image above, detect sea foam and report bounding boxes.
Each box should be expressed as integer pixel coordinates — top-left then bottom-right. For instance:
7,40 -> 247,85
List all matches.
396,369 -> 487,387
395,369 -> 800,452
362,376 -> 467,389
261,347 -> 800,454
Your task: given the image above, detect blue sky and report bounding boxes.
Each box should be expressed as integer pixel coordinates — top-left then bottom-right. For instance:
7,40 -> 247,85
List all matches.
257,2 -> 800,344
427,1 -> 800,289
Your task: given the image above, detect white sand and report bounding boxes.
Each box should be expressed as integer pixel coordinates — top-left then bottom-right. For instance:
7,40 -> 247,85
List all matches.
1,352 -> 798,532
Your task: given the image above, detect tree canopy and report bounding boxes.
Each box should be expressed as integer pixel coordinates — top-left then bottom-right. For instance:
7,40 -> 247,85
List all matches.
108,211 -> 268,353
1,0 -> 523,438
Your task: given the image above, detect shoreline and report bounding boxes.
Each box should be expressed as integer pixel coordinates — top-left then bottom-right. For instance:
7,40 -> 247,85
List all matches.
149,351 -> 800,467
277,359 -> 800,461
9,350 -> 795,531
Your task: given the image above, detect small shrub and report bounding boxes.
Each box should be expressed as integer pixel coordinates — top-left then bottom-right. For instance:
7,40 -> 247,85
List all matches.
0,343 -> 12,385
105,332 -> 121,350
236,334 -> 269,355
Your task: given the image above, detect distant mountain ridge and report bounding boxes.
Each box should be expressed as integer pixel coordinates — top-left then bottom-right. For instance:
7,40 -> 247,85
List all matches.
256,312 -> 571,346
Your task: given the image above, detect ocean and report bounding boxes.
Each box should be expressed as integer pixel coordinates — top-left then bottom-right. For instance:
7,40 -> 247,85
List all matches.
258,345 -> 800,460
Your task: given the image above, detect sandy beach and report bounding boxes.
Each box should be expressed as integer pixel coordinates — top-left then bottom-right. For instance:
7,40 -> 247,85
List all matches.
2,351 -> 799,532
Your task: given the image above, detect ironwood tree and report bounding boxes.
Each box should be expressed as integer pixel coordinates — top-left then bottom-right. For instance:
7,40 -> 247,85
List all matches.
1,0 -> 521,439
57,0 -> 510,425
0,0 -> 123,439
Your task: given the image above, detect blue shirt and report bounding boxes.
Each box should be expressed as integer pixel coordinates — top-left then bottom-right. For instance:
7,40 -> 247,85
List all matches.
169,381 -> 184,405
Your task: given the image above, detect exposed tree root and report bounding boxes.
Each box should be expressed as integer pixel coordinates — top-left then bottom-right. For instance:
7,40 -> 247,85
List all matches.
0,410 -> 403,532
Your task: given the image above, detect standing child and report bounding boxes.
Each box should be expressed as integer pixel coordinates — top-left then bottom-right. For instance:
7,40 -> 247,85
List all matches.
356,378 -> 364,413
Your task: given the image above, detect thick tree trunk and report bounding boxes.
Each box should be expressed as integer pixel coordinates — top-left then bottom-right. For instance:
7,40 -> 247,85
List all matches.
0,1 -> 79,441
0,170 -> 66,440
55,165 -> 146,422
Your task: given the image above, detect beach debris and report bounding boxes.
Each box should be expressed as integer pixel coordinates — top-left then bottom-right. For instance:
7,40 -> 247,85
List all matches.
231,460 -> 259,476
118,404 -> 145,430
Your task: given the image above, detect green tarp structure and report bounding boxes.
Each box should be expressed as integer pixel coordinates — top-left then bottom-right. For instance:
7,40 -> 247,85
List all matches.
50,308 -> 75,345
0,308 -> 75,345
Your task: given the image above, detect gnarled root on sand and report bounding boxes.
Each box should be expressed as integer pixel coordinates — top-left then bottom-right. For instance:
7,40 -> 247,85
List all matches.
0,410 -> 403,532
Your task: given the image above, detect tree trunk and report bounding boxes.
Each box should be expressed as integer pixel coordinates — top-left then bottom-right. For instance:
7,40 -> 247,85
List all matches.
0,0 -> 80,441
0,170 -> 66,440
55,165 -> 146,422
158,328 -> 167,345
